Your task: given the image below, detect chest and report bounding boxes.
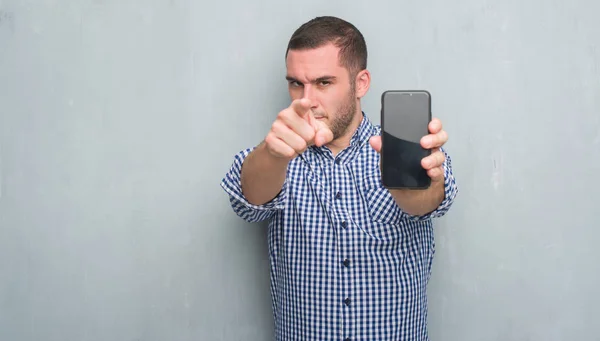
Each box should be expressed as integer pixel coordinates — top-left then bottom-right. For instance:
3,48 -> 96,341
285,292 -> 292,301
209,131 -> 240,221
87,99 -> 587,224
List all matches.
286,146 -> 404,234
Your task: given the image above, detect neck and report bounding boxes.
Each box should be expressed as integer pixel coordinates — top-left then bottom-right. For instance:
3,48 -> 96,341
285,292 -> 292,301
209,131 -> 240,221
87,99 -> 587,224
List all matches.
326,107 -> 364,156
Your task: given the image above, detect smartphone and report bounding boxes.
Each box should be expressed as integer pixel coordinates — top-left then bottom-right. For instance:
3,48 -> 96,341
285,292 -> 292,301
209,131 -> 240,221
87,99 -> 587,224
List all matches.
380,90 -> 432,189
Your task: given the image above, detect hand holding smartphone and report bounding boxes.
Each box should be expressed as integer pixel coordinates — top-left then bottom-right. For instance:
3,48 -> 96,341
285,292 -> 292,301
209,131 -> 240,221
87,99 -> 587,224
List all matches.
380,90 -> 432,189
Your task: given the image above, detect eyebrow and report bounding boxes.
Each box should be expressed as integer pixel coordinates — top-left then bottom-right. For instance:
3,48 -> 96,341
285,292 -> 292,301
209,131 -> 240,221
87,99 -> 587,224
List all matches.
286,75 -> 337,83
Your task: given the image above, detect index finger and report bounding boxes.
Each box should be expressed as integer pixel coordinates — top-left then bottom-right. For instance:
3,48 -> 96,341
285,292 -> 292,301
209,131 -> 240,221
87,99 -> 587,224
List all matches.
290,98 -> 312,118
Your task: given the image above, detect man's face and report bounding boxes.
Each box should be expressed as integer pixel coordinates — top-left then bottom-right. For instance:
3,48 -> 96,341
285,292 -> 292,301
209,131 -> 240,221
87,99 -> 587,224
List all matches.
285,43 -> 357,140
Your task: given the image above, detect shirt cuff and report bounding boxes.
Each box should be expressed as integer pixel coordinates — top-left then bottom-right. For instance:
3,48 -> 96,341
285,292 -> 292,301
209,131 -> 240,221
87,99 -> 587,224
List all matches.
402,147 -> 458,221
220,147 -> 287,222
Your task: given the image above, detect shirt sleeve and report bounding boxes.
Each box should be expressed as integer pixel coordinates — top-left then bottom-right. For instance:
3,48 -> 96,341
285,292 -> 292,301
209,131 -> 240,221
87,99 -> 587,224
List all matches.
402,147 -> 459,221
220,147 -> 287,223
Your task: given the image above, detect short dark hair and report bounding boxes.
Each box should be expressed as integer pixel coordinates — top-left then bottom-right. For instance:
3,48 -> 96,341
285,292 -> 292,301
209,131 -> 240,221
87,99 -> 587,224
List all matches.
285,16 -> 367,76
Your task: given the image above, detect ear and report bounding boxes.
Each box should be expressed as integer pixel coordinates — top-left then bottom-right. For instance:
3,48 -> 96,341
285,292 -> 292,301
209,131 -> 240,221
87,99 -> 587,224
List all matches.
355,69 -> 371,99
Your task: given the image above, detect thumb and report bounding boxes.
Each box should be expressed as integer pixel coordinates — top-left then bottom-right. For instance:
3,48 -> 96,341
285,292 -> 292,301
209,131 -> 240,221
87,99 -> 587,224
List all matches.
313,121 -> 334,147
369,136 -> 381,153
306,110 -> 333,147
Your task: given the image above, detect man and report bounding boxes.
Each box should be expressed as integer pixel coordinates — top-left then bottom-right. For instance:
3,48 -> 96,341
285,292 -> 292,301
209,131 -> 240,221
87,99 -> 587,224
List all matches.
221,16 -> 458,341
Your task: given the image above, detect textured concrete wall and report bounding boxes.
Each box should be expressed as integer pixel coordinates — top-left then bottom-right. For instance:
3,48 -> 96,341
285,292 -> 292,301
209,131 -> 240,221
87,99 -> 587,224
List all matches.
1,0 -> 599,340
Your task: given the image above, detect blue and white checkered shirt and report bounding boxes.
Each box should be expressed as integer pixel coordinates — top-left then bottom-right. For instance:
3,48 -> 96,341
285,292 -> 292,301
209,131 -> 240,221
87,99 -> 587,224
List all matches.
221,113 -> 458,341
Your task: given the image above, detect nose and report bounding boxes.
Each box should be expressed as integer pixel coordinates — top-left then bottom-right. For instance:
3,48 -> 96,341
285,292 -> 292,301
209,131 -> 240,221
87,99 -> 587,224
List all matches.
302,85 -> 318,108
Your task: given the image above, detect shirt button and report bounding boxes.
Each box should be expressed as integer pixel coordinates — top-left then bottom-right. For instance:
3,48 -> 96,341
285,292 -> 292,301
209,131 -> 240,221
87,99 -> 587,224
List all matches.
335,158 -> 341,164
344,298 -> 351,306
335,191 -> 342,199
343,259 -> 350,267
341,221 -> 347,229
345,338 -> 351,341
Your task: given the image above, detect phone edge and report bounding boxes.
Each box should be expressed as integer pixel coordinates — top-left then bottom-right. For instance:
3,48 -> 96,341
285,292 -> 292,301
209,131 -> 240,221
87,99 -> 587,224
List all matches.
380,90 -> 433,190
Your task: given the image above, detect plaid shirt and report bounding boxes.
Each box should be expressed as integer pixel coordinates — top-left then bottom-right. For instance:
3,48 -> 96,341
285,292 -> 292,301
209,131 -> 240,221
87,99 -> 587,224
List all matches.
221,113 -> 458,341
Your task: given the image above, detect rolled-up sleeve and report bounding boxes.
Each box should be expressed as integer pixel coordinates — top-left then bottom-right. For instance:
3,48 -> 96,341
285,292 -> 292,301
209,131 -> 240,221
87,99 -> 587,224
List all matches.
220,147 -> 287,223
403,147 -> 458,221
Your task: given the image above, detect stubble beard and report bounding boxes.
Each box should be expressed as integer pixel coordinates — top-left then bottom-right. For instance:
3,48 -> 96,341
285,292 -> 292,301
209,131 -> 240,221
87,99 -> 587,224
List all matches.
329,81 -> 357,141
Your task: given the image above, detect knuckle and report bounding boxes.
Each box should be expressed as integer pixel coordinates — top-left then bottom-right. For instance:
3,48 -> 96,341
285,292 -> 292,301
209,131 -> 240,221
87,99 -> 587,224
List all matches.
265,132 -> 275,143
271,120 -> 285,133
290,135 -> 306,152
433,153 -> 442,165
284,149 -> 296,159
277,109 -> 291,121
298,139 -> 308,152
265,133 -> 277,149
441,130 -> 448,140
276,110 -> 285,120
429,167 -> 440,178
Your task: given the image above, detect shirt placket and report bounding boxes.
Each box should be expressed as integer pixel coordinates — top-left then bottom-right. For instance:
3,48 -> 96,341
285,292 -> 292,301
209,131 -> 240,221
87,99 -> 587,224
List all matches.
331,149 -> 356,341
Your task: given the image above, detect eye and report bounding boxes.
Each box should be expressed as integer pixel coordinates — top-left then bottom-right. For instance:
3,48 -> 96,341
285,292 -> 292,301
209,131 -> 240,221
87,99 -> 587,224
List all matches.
319,81 -> 331,86
289,81 -> 302,87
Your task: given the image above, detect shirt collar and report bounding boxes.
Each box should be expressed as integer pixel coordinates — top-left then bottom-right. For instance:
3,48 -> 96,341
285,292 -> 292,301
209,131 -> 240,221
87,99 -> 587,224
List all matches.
306,111 -> 376,159
350,111 -> 376,148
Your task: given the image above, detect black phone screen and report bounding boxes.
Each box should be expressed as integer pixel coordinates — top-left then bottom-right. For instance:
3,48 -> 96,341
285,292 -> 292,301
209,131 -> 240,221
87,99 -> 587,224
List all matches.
380,90 -> 432,189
